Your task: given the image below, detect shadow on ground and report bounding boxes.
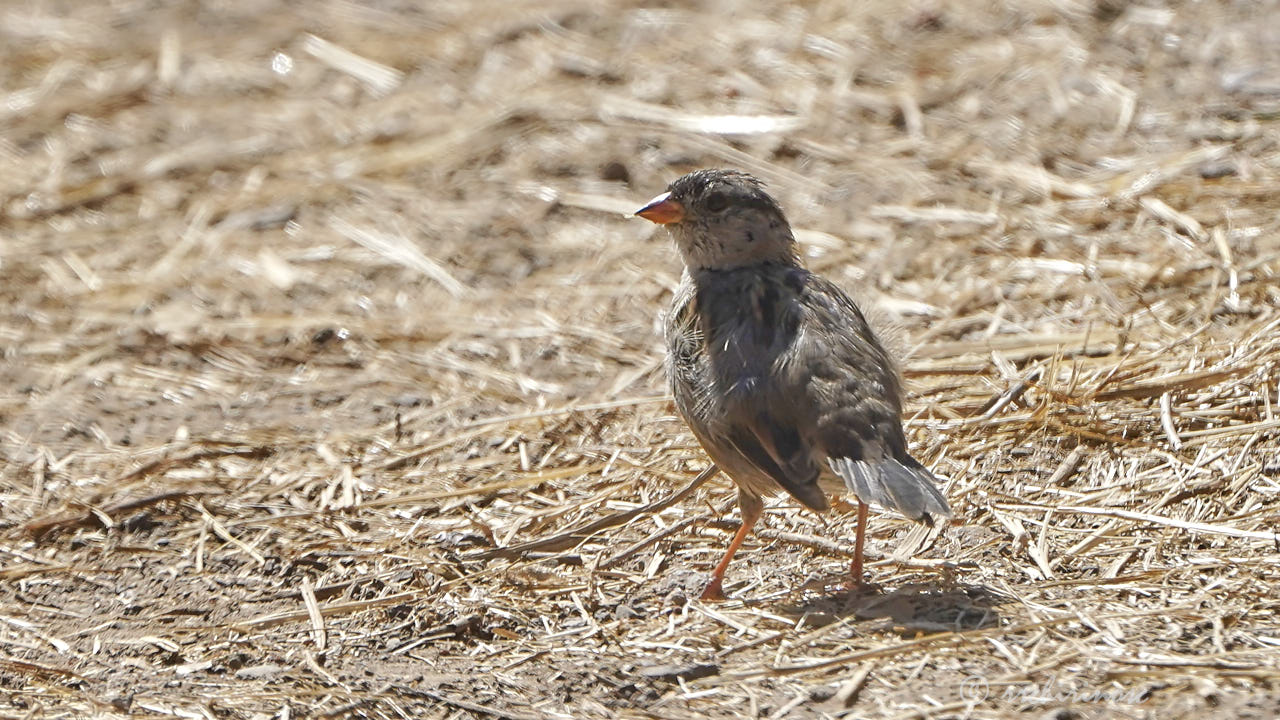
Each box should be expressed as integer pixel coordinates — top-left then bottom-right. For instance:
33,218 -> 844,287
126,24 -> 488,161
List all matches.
780,582 -> 1007,635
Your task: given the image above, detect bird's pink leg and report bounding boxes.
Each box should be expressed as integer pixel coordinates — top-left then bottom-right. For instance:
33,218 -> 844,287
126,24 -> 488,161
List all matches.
850,500 -> 869,584
702,491 -> 763,601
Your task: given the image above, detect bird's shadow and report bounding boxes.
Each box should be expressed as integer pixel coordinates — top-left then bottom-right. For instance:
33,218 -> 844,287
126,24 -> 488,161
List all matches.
773,581 -> 1006,634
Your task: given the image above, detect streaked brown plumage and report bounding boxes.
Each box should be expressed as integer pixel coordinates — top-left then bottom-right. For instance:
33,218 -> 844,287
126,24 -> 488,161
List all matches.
636,169 -> 952,600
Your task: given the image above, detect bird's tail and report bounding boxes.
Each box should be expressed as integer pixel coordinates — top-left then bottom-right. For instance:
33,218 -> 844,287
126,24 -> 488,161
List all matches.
828,457 -> 952,524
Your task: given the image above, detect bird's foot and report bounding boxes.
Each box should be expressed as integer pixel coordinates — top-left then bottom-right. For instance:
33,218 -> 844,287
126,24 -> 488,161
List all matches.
700,578 -> 727,602
846,562 -> 880,594
843,575 -> 884,597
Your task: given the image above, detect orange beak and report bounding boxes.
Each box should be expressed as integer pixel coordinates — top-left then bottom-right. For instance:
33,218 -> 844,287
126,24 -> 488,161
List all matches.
634,192 -> 685,224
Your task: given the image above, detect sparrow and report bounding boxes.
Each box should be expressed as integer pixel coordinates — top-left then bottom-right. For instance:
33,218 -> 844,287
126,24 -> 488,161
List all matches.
635,169 -> 952,600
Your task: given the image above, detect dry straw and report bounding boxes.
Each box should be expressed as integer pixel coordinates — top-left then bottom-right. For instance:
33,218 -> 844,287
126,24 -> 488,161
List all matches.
2,1 -> 1279,718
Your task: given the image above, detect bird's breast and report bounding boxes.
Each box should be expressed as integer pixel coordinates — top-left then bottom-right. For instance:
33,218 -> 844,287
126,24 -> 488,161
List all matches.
692,267 -> 804,406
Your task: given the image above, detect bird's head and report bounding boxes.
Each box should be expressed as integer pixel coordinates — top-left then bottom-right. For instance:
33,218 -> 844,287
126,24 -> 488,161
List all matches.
635,169 -> 798,272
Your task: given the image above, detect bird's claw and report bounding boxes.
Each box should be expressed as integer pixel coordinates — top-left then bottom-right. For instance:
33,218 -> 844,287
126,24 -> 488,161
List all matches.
700,579 -> 727,602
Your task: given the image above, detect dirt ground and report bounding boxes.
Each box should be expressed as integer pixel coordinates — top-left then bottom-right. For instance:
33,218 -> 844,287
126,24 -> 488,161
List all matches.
3,1 -> 1280,718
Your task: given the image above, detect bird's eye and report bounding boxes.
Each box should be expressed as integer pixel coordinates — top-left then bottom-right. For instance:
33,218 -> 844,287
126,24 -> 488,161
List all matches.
704,192 -> 729,213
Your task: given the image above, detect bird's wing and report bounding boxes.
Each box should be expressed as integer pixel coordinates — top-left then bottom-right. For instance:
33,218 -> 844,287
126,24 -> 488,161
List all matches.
731,411 -> 828,512
782,275 -> 952,522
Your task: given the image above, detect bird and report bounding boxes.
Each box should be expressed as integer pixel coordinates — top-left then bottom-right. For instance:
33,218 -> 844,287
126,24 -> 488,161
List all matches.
634,169 -> 952,601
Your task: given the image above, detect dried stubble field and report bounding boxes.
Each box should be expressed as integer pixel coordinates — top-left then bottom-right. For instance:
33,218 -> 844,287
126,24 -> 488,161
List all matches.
3,1 -> 1280,718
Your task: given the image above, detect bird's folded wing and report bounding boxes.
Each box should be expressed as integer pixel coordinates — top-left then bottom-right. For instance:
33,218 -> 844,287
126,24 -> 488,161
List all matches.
721,415 -> 829,509
720,418 -> 829,512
